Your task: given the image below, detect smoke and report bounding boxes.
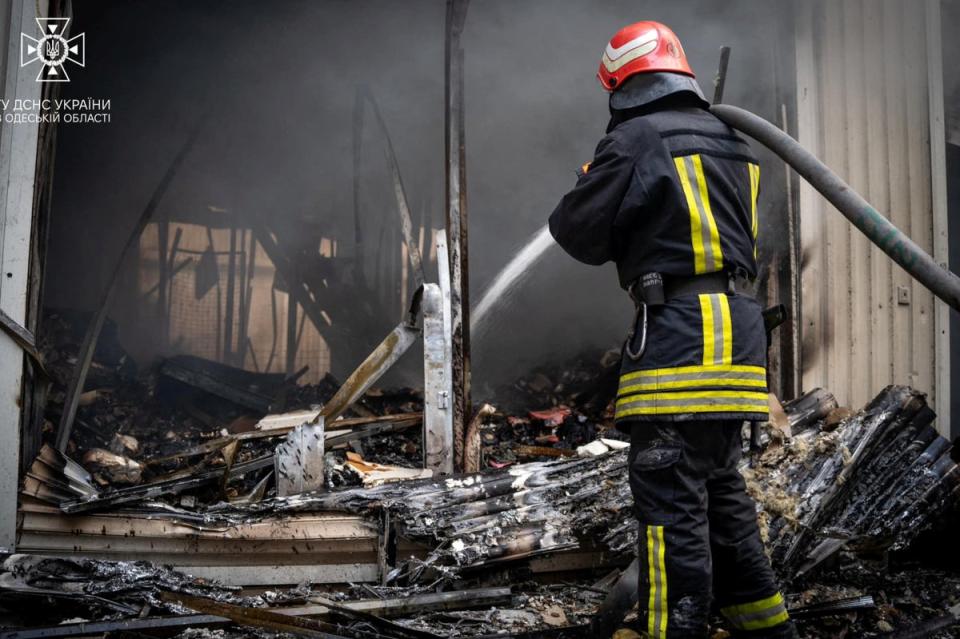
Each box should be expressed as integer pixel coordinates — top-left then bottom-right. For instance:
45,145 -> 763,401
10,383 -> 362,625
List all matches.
44,0 -> 791,390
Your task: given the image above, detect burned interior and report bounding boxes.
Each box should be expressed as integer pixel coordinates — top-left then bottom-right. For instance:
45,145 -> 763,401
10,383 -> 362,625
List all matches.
2,1 -> 960,638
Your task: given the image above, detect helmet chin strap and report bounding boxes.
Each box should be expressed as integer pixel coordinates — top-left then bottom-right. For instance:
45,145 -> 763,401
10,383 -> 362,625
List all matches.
609,71 -> 708,112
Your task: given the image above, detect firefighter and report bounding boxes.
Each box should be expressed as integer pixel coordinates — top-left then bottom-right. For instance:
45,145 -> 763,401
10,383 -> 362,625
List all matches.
549,21 -> 796,639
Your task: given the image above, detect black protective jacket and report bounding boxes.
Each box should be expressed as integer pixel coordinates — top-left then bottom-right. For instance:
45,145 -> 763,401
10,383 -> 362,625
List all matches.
549,102 -> 769,424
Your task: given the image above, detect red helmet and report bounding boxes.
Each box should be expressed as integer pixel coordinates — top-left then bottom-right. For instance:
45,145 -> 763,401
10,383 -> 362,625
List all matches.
598,21 -> 694,92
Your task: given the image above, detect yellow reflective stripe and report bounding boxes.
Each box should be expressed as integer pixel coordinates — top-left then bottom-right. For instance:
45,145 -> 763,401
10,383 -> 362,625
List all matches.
619,377 -> 768,394
646,525 -> 667,638
619,390 -> 769,401
646,527 -> 656,637
699,293 -> 729,367
620,363 -> 766,382
619,403 -> 769,417
619,404 -> 769,416
657,526 -> 667,638
748,162 -> 760,258
741,610 -> 790,631
699,294 -> 715,366
675,156 -> 707,274
722,593 -> 790,631
722,592 -> 784,617
616,390 -> 769,413
692,155 -> 723,271
718,294 -> 733,365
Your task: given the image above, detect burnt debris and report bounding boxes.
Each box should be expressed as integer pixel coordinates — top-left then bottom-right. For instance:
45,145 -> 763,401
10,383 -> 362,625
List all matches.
7,326 -> 960,638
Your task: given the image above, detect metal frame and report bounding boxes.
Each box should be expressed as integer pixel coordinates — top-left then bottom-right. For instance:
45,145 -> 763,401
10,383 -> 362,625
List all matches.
422,233 -> 454,474
0,0 -> 42,553
927,0 -> 950,436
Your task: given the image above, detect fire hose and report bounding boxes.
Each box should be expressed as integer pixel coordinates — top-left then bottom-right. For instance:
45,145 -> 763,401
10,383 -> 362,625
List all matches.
710,103 -> 960,313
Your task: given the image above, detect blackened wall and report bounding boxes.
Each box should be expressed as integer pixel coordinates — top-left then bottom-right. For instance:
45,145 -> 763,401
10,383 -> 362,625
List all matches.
44,0 -> 793,389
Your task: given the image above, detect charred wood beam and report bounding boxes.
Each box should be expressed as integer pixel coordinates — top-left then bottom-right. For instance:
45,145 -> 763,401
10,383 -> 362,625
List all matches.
462,403 -> 494,473
473,627 -> 590,639
158,359 -> 276,413
306,598 -> 440,639
782,387 -> 838,433
163,592 -> 427,639
312,322 -> 418,424
224,224 -> 238,364
162,593 -> 349,639
355,86 -> 424,289
0,615 -> 228,639
251,412 -> 422,441
286,260 -> 299,375
139,257 -> 192,300
55,126 -> 202,452
352,81 -> 368,293
311,290 -> 422,425
0,590 -> 515,639
237,230 -> 257,366
298,587 -> 512,619
445,0 -> 471,472
143,414 -> 423,470
0,583 -> 141,617
250,222 -> 332,341
324,418 -> 420,448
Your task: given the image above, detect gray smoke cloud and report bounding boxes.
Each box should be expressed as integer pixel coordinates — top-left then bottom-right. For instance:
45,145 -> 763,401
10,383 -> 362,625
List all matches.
45,0 -> 791,391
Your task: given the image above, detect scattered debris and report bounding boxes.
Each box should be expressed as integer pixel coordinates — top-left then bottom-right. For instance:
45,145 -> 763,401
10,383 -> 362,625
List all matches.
11,325 -> 960,638
80,448 -> 144,485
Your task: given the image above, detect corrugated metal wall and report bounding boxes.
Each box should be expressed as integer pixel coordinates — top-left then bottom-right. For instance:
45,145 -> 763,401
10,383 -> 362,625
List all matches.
795,0 -> 948,420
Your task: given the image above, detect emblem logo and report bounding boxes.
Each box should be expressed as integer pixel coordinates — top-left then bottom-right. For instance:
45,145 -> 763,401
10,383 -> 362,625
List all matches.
20,17 -> 85,82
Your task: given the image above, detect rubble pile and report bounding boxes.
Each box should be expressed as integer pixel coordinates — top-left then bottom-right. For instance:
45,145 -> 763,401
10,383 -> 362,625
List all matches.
0,554 -> 260,621
30,327 -> 626,515
8,318 -> 960,637
208,448 -> 632,577
475,350 -> 623,468
31,309 -> 428,513
486,349 -> 620,421
745,385 -> 957,577
0,554 -> 601,638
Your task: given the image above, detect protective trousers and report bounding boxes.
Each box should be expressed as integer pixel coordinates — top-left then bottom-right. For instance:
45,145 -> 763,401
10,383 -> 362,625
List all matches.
629,421 -> 795,638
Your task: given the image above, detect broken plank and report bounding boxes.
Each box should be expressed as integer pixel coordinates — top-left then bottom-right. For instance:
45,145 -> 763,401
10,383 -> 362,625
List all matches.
161,592 -> 353,639
159,359 -> 275,412
304,597 -> 439,639
325,419 -> 419,448
298,587 -> 512,619
314,318 -> 421,424
0,615 -> 228,639
245,412 -> 422,441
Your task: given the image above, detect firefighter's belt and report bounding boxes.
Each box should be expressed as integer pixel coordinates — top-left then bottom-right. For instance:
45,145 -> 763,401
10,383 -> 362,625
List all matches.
630,271 -> 754,306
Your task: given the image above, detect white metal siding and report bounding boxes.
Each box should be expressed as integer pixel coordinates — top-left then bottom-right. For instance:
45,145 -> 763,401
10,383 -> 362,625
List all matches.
0,0 -> 43,551
796,0 -> 947,424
